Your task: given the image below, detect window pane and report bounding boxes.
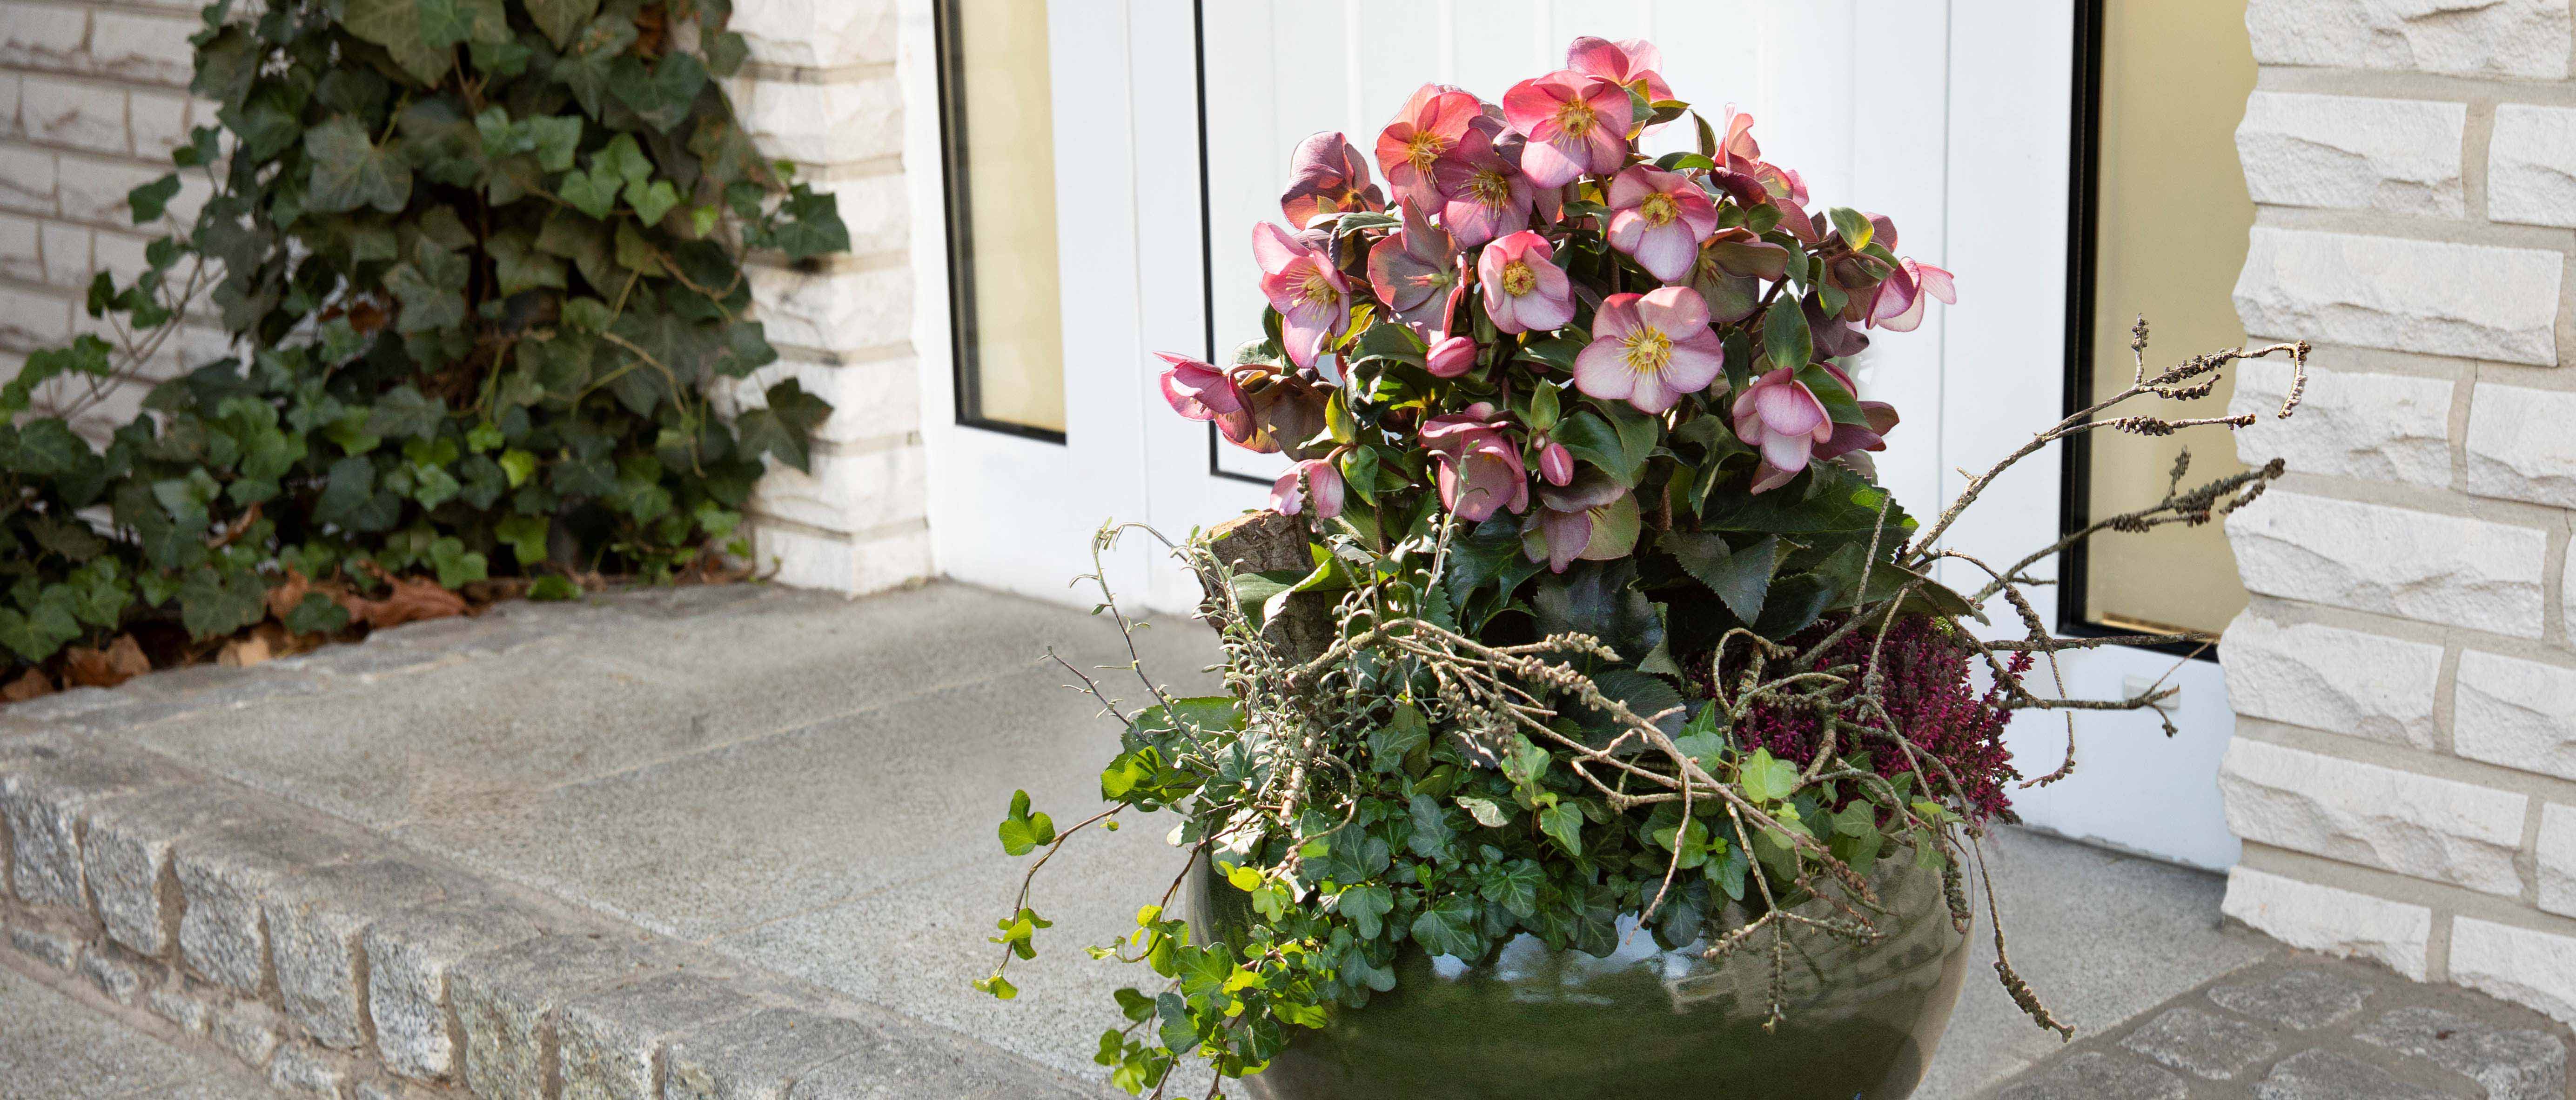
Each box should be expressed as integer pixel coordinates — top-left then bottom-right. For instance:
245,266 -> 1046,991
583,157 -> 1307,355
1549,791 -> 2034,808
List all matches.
2078,0 -> 2256,636
941,0 -> 1067,434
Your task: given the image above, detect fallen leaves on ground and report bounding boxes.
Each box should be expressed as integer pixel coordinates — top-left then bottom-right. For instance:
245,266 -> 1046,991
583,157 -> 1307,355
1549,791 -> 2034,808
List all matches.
63,635 -> 151,688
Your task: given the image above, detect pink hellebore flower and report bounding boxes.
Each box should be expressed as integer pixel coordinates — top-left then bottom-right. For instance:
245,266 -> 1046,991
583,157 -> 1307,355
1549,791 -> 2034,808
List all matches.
1571,286 -> 1726,414
1811,365 -> 1900,463
1501,71 -> 1632,188
1425,334 -> 1479,378
1430,126 -> 1533,249
1566,36 -> 1672,105
1476,230 -> 1576,335
1375,85 -> 1483,207
1269,458 -> 1346,519
1420,403 -> 1530,522
1279,131 -> 1384,229
1732,366 -> 1836,493
1605,166 -> 1719,283
1526,471 -> 1635,573
1154,352 -> 1261,447
1536,439 -> 1575,486
1367,200 -> 1464,334
1866,257 -> 1958,333
1253,222 -> 1353,369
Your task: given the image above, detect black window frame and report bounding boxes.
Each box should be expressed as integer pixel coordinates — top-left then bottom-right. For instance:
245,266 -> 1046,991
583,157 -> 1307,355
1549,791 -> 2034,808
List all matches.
2057,0 -> 2218,662
932,0 -> 1069,445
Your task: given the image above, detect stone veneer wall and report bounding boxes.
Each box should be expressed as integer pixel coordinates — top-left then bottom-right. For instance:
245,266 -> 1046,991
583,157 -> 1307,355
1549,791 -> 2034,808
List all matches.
0,0 -> 932,595
2219,0 -> 2576,1024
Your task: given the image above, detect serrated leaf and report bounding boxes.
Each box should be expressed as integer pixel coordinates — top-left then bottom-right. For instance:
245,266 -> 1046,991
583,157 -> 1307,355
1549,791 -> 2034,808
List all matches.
303,117 -> 413,214
1661,531 -> 1774,622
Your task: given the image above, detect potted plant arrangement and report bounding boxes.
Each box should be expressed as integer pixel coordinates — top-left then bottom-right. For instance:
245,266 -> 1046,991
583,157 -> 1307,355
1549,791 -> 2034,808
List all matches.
980,37 -> 2307,1100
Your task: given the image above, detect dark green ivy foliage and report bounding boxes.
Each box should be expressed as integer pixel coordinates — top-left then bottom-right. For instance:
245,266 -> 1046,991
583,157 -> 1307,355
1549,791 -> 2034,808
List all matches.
0,0 -> 848,669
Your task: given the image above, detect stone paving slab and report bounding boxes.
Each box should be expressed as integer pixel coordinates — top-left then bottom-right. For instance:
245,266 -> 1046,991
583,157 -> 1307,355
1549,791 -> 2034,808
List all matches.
1985,952 -> 2572,1100
0,960 -> 280,1099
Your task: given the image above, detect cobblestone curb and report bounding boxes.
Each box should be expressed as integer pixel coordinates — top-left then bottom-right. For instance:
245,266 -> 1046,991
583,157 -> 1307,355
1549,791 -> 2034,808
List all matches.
0,593 -> 1102,1100
1989,952 -> 2572,1100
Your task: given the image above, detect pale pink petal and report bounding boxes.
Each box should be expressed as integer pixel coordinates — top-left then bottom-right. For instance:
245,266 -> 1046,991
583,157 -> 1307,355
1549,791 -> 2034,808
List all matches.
1759,431 -> 1812,473
1572,337 -> 1637,401
1631,225 -> 1697,283
1748,460 -> 1799,494
1628,372 -> 1678,413
1517,139 -> 1585,189
1659,338 -> 1724,394
1251,223 -> 1303,273
1636,285 -> 1711,332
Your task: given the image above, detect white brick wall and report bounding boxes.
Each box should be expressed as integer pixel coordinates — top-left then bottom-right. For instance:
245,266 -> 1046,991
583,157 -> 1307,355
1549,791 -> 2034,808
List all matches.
0,0 -> 930,596
2222,14 -> 2576,1026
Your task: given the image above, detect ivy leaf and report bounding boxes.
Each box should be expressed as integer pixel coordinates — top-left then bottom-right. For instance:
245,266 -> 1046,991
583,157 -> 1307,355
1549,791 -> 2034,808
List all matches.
284,592 -> 351,635
416,0 -> 508,50
1335,883 -> 1392,940
177,566 -> 266,640
626,178 -> 681,227
1476,858 -> 1543,918
996,789 -> 1055,856
557,162 -> 622,220
704,30 -> 750,77
127,174 -> 181,224
732,378 -> 829,472
524,0 -> 600,49
488,232 -> 566,297
1538,801 -> 1585,858
1408,894 -> 1481,959
525,115 -> 583,173
1739,748 -> 1799,804
1405,792 -> 1454,861
342,0 -> 451,85
610,52 -> 709,133
554,15 -> 637,117
303,117 -> 413,214
766,184 -> 850,260
386,249 -> 469,333
1454,796 -> 1510,828
597,134 -> 654,187
426,537 -> 487,587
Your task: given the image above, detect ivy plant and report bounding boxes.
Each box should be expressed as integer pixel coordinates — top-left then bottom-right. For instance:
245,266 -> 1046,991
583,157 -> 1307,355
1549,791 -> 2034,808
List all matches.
0,0 -> 847,676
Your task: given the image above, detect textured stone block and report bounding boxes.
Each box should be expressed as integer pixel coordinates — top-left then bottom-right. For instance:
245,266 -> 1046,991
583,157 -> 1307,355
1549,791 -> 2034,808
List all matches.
750,520 -> 931,596
214,999 -> 282,1067
728,77 -> 901,165
263,859 -> 449,1049
2236,92 -> 2463,215
561,972 -> 763,1100
724,354 -> 919,446
2256,1048 -> 2449,1100
816,172 -> 907,256
2120,1006 -> 2280,1080
148,985 -> 211,1033
1998,1051 -> 2187,1100
270,1046 -> 346,1095
2451,918 -> 2576,1025
665,1007 -> 883,1100
38,219 -> 85,286
79,945 -> 144,1004
89,10 -> 196,85
0,213 -> 38,281
364,895 -> 546,1081
57,151 -> 204,225
173,810 -> 375,993
0,3 -> 88,70
748,263 -> 910,354
2492,105 -> 2576,228
2234,228 -> 2561,367
2226,491 -> 2547,637
2467,384 -> 2576,507
2455,651 -> 2576,782
9,924 -> 80,969
0,146 -> 55,214
129,89 -> 189,157
451,933 -> 678,1100
0,739 -> 188,909
2542,805 -> 2576,919
82,783 -> 264,958
749,442 -> 926,535
732,0 -> 894,68
2221,867 -> 2430,979
20,74 -> 126,154
2230,359 -> 2452,489
2247,0 -> 2571,78
2221,614 -> 2442,749
2221,740 -> 2525,895
0,283 -> 71,347
2207,968 -> 2373,1031
2357,1006 -> 2566,1100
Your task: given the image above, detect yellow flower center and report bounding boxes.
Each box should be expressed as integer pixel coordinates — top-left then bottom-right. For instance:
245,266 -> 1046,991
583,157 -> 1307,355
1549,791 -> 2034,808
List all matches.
1299,270 -> 1340,307
1555,100 -> 1597,137
1404,131 -> 1447,172
1622,326 -> 1671,375
1501,260 -> 1536,297
1638,192 -> 1678,227
1470,168 -> 1512,207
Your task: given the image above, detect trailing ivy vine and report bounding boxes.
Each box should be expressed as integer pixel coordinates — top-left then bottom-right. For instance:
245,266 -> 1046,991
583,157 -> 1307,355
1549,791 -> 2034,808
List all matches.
0,0 -> 848,681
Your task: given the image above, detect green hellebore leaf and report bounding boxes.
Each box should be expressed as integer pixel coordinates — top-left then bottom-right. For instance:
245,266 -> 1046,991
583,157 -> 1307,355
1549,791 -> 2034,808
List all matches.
303,117 -> 413,214
1761,297 -> 1813,371
1661,531 -> 1776,623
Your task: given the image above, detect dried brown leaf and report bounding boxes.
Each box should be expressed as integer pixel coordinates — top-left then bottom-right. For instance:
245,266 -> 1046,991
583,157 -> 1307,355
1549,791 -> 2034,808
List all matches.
2,667 -> 54,703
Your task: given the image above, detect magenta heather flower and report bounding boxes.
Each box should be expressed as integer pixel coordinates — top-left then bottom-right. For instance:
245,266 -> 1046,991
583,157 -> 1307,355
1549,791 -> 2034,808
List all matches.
1253,221 -> 1352,369
1867,257 -> 1957,332
1366,200 -> 1463,334
1425,334 -> 1478,378
1572,286 -> 1725,413
1731,366 -> 1834,493
1565,36 -> 1671,104
1420,403 -> 1529,522
1430,126 -> 1533,249
1476,230 -> 1575,334
1375,85 -> 1483,207
1501,71 -> 1631,188
1278,131 -> 1383,229
1269,458 -> 1345,519
1605,166 -> 1718,283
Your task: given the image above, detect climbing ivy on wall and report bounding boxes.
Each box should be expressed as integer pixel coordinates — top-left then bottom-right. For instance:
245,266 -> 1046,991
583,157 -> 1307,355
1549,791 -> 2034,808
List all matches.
0,0 -> 847,683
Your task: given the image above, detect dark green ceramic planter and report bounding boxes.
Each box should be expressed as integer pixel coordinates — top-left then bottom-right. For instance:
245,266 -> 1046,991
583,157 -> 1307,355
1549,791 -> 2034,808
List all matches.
1189,854 -> 1969,1100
